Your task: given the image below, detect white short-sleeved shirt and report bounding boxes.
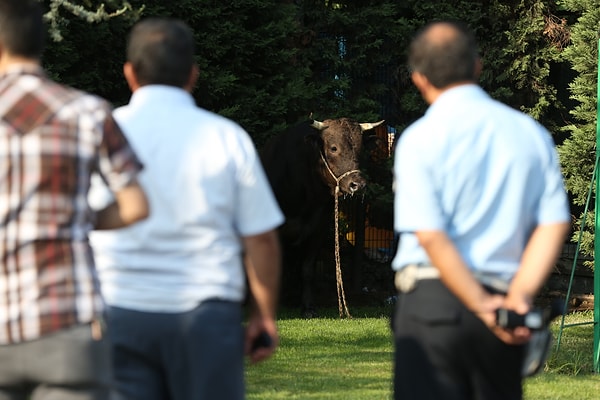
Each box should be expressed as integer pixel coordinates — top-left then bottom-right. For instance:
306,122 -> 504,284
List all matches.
392,84 -> 570,281
89,85 -> 284,312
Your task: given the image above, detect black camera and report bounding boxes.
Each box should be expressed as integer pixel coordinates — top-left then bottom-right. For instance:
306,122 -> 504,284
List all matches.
251,332 -> 272,352
496,308 -> 545,329
495,299 -> 564,330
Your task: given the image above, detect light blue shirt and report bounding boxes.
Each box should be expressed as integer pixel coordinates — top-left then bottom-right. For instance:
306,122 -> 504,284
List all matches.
89,85 -> 284,312
392,84 -> 570,281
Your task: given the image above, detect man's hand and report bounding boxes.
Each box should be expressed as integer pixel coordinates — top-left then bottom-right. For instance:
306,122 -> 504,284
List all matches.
244,316 -> 279,364
94,180 -> 149,230
473,293 -> 532,345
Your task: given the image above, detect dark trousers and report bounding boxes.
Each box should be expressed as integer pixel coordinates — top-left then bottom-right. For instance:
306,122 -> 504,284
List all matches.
392,279 -> 524,400
0,323 -> 113,400
107,300 -> 244,400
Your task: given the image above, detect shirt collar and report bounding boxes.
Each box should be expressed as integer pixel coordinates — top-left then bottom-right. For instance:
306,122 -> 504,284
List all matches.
426,84 -> 487,115
129,85 -> 196,108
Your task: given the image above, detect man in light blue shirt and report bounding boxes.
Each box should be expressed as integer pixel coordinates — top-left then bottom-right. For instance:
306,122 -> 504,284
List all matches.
391,21 -> 570,400
89,18 -> 283,400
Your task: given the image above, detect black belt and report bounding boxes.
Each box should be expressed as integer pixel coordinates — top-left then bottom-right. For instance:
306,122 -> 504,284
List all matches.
395,264 -> 510,293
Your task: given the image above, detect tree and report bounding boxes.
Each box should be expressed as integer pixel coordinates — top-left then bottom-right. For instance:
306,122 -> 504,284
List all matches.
39,0 -> 576,168
298,1 -> 403,125
501,0 -> 568,130
178,0 -> 315,147
556,0 -> 600,266
42,0 -> 141,41
36,0 -> 591,286
40,1 -> 316,146
115,0 -> 319,146
41,1 -> 137,105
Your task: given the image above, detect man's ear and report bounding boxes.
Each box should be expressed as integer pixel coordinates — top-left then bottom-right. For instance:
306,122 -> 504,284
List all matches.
474,58 -> 483,80
411,71 -> 438,105
123,62 -> 140,92
411,71 -> 429,92
184,64 -> 199,93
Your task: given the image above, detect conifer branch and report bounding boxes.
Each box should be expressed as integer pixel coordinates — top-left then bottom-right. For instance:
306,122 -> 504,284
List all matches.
42,0 -> 142,41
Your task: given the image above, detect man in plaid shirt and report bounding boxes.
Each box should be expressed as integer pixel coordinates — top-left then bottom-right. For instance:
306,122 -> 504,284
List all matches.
0,1 -> 149,399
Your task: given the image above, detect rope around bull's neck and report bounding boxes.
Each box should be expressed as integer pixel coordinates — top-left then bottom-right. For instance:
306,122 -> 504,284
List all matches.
320,153 -> 354,319
334,186 -> 351,319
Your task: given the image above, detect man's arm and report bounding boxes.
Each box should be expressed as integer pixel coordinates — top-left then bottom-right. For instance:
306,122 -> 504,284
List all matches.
94,180 -> 149,230
416,230 -> 518,343
416,222 -> 569,344
415,230 -> 496,315
242,229 -> 281,364
504,222 -> 570,314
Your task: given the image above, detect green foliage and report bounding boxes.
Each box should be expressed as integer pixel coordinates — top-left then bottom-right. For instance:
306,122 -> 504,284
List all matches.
382,0 -> 565,127
390,0 -> 494,124
386,0 -> 569,133
123,0 -> 317,147
42,3 -> 134,105
41,1 -> 316,146
42,0 -> 142,41
556,0 -> 600,266
502,0 -> 566,128
570,210 -> 596,268
211,4 -> 313,145
300,1 -> 404,125
40,1 -> 599,264
547,310 -> 595,375
42,0 -> 572,142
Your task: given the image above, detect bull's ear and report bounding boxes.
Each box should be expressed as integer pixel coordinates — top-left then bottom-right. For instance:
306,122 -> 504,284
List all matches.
304,128 -> 323,150
363,133 -> 382,154
363,133 -> 380,144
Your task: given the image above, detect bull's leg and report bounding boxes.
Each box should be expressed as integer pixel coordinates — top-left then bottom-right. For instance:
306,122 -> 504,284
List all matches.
279,246 -> 301,308
299,210 -> 330,318
300,253 -> 319,318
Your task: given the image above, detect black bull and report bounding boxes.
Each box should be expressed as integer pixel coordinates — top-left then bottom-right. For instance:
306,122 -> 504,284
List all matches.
260,118 -> 384,315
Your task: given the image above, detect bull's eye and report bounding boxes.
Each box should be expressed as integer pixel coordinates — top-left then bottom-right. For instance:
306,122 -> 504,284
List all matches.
330,145 -> 338,153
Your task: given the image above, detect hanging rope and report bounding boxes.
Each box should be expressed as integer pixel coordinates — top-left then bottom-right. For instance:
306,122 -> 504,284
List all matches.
334,186 -> 351,318
320,153 -> 356,318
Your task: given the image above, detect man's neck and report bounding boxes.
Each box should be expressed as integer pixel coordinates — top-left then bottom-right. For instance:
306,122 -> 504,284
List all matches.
0,54 -> 40,74
427,81 -> 475,105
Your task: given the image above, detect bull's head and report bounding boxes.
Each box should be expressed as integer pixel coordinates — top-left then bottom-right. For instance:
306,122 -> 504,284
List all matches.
310,118 -> 385,196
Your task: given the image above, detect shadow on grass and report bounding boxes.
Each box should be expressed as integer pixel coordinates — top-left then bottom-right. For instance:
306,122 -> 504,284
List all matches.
276,305 -> 395,320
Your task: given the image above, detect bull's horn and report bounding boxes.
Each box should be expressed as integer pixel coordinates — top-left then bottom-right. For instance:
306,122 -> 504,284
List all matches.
310,120 -> 328,131
359,120 -> 385,131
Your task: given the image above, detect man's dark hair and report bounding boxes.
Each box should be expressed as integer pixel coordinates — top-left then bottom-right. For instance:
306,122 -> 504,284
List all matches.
0,0 -> 45,59
127,18 -> 195,88
408,21 -> 479,89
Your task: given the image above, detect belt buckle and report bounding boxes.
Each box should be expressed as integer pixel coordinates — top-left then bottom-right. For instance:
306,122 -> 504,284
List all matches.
395,264 -> 418,293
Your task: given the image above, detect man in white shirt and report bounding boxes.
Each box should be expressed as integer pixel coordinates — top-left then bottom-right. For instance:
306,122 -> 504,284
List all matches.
89,17 -> 283,400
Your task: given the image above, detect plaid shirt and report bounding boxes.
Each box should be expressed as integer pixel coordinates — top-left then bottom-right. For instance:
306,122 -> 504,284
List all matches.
0,65 -> 143,344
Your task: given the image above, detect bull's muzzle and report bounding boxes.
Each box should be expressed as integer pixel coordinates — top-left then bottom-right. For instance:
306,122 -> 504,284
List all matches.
348,178 -> 365,193
342,172 -> 366,195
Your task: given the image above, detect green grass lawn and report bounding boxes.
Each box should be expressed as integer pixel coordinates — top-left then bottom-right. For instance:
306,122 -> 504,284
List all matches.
524,310 -> 600,399
245,307 -> 600,399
